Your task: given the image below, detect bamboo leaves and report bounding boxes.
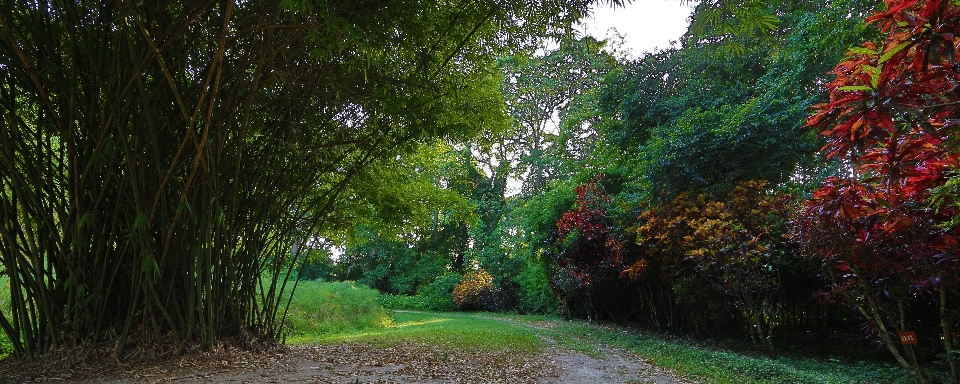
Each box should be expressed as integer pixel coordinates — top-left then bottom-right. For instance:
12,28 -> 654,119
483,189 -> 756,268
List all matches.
0,0 -> 603,358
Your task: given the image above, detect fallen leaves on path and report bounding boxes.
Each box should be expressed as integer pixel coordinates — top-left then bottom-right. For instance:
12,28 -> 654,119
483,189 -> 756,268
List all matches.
0,316 -> 690,383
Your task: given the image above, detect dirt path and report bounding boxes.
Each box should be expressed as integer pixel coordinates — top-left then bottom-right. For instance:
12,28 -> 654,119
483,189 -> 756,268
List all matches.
3,314 -> 690,383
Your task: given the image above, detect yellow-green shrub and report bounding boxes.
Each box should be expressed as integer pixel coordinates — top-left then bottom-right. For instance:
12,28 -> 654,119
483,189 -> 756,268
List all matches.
452,269 -> 500,311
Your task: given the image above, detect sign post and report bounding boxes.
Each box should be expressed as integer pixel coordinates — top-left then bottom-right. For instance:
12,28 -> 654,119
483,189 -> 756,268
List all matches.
898,331 -> 918,345
898,331 -> 925,380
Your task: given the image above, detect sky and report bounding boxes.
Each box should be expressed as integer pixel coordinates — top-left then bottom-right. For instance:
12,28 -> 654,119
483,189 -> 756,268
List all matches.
580,0 -> 695,58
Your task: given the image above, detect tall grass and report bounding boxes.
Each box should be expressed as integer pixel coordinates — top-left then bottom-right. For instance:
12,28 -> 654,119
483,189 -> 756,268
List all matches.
283,281 -> 392,343
0,275 -> 9,358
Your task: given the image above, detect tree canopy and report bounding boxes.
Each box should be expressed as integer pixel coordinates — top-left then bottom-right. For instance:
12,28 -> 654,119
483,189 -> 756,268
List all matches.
0,0 -> 611,357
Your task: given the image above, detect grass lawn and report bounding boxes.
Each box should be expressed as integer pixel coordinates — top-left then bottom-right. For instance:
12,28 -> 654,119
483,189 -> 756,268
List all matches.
290,310 -> 544,353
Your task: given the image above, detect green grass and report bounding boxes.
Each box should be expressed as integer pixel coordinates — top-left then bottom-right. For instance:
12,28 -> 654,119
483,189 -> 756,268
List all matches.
0,277 -> 925,384
282,280 -> 392,343
284,286 -> 914,384
0,275 -> 10,358
548,321 -> 914,384
296,310 -> 544,352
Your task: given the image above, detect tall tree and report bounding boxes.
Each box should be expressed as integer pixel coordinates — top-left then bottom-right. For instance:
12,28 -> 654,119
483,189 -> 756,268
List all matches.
797,1 -> 960,381
498,35 -> 622,195
598,0 -> 878,196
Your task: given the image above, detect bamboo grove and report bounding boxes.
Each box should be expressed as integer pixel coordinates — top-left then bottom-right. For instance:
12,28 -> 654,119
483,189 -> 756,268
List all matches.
0,0 -> 605,357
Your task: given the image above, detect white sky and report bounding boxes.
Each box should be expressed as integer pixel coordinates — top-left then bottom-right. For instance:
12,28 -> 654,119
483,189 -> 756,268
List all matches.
580,0 -> 695,58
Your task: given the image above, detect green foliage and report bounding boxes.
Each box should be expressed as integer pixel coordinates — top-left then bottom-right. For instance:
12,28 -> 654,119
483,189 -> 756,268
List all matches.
417,274 -> 462,312
339,235 -> 449,296
515,261 -> 561,315
597,0 -> 877,197
296,247 -> 338,281
282,281 -> 392,344
377,273 -> 461,312
497,36 -> 622,195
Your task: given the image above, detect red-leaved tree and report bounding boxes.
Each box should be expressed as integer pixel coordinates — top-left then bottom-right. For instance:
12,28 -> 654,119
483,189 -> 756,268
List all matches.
554,176 -> 624,320
798,1 -> 960,382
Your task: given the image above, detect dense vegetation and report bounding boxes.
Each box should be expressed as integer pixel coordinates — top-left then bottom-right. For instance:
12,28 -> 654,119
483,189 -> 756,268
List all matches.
2,0 -> 960,383
0,0 -> 611,358
322,1 -> 960,382
291,282 -> 916,384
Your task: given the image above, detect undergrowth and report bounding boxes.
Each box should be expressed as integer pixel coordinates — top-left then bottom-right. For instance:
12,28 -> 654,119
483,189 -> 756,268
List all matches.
0,275 -> 9,359
282,281 -> 391,343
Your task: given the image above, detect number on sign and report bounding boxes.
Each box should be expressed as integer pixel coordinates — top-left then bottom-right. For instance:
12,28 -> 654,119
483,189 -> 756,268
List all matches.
898,331 -> 918,345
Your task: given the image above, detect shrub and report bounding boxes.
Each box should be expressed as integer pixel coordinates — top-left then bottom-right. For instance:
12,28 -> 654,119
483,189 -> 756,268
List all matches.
453,269 -> 501,311
283,281 -> 392,340
376,273 -> 461,311
516,261 -> 560,315
376,293 -> 427,310
417,273 -> 461,311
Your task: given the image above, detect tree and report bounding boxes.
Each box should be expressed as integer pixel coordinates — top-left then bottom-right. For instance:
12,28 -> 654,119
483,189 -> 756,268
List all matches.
335,141 -> 477,295
797,1 -> 960,382
597,0 -> 877,197
0,0 -> 608,357
498,35 -> 623,195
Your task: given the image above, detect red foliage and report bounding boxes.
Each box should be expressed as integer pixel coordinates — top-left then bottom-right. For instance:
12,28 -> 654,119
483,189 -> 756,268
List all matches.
803,0 -> 960,286
798,0 -> 960,379
555,175 -> 623,286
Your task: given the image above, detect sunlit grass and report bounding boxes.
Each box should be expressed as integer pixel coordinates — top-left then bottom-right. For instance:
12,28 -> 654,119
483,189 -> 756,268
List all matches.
296,310 -> 544,353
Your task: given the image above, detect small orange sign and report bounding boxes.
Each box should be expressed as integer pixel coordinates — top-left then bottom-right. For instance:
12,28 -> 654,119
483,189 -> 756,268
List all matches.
898,331 -> 918,345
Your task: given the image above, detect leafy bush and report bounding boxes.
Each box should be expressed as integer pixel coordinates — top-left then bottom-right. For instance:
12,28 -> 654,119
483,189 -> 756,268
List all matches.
453,269 -> 501,311
283,281 -> 392,341
516,261 -> 560,315
631,181 -> 792,349
417,273 -> 461,311
376,294 -> 427,310
376,273 -> 461,311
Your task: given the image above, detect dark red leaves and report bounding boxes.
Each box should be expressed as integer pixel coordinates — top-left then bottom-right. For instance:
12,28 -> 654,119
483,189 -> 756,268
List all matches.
799,0 -> 960,299
555,175 -> 623,286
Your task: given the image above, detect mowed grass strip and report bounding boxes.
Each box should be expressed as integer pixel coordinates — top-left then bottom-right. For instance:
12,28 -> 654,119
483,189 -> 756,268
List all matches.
300,310 -> 543,353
